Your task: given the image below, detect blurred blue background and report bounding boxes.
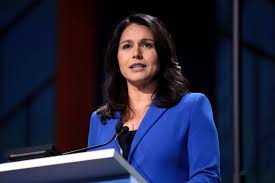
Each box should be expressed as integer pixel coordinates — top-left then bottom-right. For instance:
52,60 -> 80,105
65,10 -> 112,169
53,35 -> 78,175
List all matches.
0,0 -> 274,182
0,0 -> 56,151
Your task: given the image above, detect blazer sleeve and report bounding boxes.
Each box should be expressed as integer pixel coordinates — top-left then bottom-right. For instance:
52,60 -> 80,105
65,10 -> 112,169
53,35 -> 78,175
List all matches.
187,94 -> 221,183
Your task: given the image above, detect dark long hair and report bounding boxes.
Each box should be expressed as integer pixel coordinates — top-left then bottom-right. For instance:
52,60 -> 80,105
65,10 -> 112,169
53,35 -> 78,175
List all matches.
97,13 -> 189,122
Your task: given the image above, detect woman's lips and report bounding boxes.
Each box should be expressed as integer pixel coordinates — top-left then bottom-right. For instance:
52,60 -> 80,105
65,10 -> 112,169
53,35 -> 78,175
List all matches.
129,63 -> 146,71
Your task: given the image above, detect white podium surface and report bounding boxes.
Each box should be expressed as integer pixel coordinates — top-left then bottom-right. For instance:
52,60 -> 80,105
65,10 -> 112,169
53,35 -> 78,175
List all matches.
0,149 -> 147,183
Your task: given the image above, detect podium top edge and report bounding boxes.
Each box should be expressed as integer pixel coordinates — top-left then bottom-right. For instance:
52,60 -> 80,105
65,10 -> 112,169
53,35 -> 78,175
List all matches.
0,149 -> 116,172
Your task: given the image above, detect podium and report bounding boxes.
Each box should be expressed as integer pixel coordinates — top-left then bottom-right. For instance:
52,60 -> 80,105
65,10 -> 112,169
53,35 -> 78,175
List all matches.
0,148 -> 147,183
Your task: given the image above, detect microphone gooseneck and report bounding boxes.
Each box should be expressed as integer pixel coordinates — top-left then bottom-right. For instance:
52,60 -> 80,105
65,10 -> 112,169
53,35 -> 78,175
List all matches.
62,121 -> 129,155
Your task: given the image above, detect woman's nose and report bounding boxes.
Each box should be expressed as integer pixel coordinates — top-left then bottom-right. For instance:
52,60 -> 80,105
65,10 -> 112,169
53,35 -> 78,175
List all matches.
133,46 -> 143,59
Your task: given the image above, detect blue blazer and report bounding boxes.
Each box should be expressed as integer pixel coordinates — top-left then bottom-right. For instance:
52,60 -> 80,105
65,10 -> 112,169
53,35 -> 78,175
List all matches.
88,93 -> 221,183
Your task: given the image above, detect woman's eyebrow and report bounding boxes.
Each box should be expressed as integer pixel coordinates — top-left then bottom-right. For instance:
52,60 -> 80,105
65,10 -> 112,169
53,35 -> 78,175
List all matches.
140,38 -> 154,42
119,38 -> 154,45
119,40 -> 132,44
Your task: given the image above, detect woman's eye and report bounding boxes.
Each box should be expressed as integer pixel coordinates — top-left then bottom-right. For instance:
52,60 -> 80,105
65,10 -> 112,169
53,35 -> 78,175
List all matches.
141,42 -> 153,48
122,44 -> 131,49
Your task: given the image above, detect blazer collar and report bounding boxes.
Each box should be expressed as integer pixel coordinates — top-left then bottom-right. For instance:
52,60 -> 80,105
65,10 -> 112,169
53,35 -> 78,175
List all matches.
127,103 -> 168,162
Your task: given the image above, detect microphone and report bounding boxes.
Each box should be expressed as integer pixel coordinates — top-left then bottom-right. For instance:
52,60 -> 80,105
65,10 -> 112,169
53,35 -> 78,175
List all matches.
62,121 -> 129,155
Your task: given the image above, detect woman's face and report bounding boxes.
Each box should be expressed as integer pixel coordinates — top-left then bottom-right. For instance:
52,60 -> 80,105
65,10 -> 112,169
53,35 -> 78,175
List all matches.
117,23 -> 159,87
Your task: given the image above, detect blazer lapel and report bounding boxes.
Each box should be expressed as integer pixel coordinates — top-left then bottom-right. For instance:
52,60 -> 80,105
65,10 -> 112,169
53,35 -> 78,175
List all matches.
128,104 -> 168,162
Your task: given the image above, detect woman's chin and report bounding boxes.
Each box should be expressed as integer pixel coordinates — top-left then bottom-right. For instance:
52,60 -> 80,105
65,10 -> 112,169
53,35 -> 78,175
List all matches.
126,78 -> 157,89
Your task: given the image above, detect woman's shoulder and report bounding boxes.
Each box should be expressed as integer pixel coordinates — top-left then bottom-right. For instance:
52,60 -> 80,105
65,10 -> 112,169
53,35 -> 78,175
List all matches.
89,111 -> 101,126
90,110 -> 100,120
89,105 -> 108,122
179,92 -> 210,105
90,105 -> 120,124
171,92 -> 212,113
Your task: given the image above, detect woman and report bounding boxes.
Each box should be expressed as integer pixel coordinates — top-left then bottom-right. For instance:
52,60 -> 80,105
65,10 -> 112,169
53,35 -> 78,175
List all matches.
88,13 -> 221,183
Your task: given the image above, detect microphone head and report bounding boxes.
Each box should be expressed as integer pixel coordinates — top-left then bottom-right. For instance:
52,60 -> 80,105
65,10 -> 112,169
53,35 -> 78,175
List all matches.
121,126 -> 129,134
115,121 -> 129,135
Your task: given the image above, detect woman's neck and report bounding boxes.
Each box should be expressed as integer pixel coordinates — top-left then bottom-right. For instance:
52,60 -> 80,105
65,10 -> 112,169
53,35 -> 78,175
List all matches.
127,81 -> 156,110
121,81 -> 157,129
